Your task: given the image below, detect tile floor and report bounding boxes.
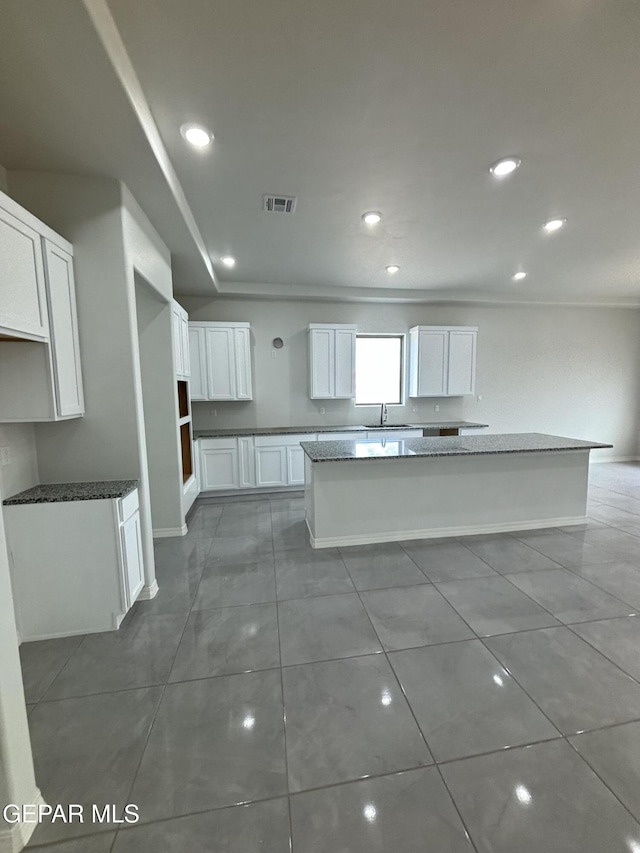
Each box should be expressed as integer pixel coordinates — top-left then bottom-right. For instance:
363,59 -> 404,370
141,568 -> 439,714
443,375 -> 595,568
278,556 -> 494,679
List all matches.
20,462 -> 640,851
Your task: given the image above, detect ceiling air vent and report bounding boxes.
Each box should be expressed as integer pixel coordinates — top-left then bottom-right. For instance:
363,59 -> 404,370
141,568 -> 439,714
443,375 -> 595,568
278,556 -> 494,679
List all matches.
263,194 -> 297,213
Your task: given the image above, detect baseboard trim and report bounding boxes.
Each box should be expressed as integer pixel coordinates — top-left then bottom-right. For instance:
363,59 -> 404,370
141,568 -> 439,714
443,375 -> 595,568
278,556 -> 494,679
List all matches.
307,515 -> 588,549
591,456 -> 640,464
152,525 -> 188,538
0,788 -> 45,852
137,579 -> 159,600
198,486 -> 303,498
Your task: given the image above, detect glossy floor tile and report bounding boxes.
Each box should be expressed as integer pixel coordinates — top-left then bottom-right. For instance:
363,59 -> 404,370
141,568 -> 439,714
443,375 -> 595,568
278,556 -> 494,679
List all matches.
464,534 -> 561,574
275,548 -> 355,599
390,640 -> 559,761
436,575 -> 559,636
486,626 -> 640,734
571,615 -> 640,681
28,687 -> 162,843
22,472 -> 640,850
193,560 -> 276,608
506,568 -> 634,624
402,541 -> 498,582
19,635 -> 85,703
283,655 -> 432,791
570,721 -> 640,823
27,834 -> 116,852
169,603 -> 280,680
112,799 -> 291,853
441,739 -> 640,853
290,767 -> 474,853
360,584 -> 474,651
43,611 -> 187,699
278,593 -> 381,665
130,670 -> 287,821
570,560 -> 640,609
339,542 -> 429,590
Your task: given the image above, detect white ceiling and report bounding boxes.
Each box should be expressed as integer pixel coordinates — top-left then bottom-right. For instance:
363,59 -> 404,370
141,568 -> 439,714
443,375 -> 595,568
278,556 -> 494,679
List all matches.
1,0 -> 640,304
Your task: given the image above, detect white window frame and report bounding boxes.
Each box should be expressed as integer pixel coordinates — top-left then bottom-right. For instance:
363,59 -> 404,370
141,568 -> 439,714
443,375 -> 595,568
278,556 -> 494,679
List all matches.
354,333 -> 406,407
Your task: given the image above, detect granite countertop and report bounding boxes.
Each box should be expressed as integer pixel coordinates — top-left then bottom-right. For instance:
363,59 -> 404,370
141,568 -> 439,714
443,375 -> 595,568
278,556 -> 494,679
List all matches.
301,433 -> 612,463
3,480 -> 139,506
194,421 -> 488,439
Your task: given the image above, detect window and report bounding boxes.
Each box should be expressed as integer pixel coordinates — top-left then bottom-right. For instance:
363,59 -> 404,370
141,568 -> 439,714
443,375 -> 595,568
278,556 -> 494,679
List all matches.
355,335 -> 404,405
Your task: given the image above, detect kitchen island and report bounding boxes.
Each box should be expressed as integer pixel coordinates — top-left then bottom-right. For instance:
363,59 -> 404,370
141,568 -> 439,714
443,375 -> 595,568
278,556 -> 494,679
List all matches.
302,433 -> 612,548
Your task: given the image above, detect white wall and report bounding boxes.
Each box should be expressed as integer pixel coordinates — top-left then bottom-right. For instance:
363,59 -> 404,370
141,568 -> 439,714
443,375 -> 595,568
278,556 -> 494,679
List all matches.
182,297 -> 640,461
136,277 -> 183,534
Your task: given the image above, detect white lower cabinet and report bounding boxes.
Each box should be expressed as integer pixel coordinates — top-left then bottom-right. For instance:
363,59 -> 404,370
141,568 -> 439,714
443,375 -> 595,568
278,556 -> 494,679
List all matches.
287,445 -> 306,486
255,445 -> 288,487
365,429 -> 424,440
4,487 -> 145,640
200,438 -> 240,490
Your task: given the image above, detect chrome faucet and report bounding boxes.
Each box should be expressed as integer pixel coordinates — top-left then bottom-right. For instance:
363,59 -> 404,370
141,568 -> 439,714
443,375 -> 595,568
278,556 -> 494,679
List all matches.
380,403 -> 388,426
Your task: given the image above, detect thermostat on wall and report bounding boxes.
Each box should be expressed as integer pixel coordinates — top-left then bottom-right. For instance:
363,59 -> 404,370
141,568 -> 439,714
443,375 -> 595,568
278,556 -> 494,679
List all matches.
272,337 -> 284,349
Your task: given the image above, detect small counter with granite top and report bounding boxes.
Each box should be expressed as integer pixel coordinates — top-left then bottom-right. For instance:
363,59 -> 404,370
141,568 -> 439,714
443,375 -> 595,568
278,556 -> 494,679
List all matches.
302,433 -> 612,548
3,480 -> 138,505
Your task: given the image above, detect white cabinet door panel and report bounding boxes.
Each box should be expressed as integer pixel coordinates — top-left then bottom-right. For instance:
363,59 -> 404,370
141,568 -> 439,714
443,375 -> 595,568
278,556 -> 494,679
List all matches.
201,445 -> 239,490
180,312 -> 190,378
0,206 -> 48,339
255,446 -> 287,487
205,327 -> 236,399
448,330 -> 477,396
43,240 -> 84,417
121,510 -> 144,608
188,326 -> 207,400
310,328 -> 334,398
416,330 -> 448,397
234,326 -> 253,399
238,436 -> 256,487
334,328 -> 355,398
287,445 -> 306,485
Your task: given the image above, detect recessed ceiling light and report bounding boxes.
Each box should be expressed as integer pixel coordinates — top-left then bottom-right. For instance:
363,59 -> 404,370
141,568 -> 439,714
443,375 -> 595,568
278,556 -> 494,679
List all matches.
543,218 -> 567,232
220,256 -> 236,268
362,211 -> 382,225
489,157 -> 522,177
385,265 -> 400,274
180,123 -> 213,147
512,271 -> 527,281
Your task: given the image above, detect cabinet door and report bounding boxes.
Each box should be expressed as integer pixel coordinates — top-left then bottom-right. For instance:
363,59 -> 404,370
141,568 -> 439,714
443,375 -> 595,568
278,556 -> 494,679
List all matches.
205,326 -> 236,400
255,446 -> 287,487
309,328 -> 334,398
180,312 -> 190,378
334,328 -> 356,398
43,240 -> 84,417
0,206 -> 48,340
448,330 -> 477,396
188,326 -> 207,401
171,307 -> 183,377
201,444 -> 240,490
286,445 -> 306,486
121,510 -> 145,607
416,330 -> 448,397
238,436 -> 256,488
234,326 -> 253,400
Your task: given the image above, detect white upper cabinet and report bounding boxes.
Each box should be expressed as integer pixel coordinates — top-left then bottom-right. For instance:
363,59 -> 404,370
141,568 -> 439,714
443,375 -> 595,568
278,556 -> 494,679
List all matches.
189,322 -> 252,401
42,239 -> 84,417
309,324 -> 356,399
409,326 -> 477,397
0,200 -> 48,341
171,300 -> 190,380
0,192 -> 85,421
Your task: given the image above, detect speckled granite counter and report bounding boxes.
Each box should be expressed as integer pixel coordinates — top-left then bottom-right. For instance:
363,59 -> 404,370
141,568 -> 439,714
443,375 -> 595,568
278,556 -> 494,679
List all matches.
3,480 -> 139,505
194,421 -> 487,439
302,433 -> 612,463
304,433 -> 610,548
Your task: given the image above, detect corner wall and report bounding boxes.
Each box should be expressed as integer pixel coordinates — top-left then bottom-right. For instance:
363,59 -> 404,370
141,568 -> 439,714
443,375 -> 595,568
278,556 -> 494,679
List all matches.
181,296 -> 640,461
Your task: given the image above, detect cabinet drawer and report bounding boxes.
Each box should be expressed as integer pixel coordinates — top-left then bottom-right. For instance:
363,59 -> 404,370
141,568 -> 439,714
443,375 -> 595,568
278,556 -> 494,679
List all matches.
199,437 -> 238,450
317,432 -> 361,441
366,430 -> 423,440
119,488 -> 139,522
254,433 -> 316,447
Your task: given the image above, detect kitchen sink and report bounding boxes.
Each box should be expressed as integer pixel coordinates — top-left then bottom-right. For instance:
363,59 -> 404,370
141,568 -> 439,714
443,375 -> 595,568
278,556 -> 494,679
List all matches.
362,423 -> 415,429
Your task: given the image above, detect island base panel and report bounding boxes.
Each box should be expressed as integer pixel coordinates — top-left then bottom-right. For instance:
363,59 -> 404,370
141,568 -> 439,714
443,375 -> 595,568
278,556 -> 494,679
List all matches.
304,451 -> 589,548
